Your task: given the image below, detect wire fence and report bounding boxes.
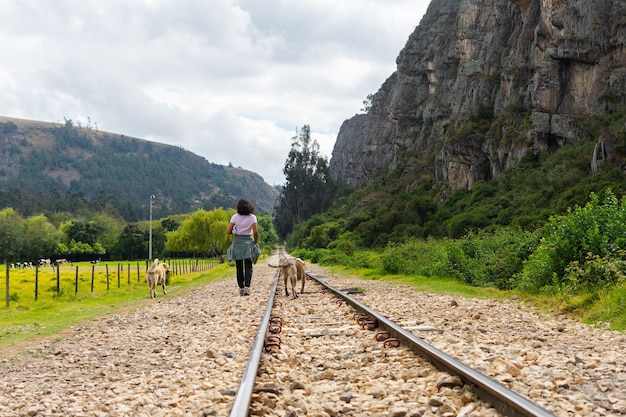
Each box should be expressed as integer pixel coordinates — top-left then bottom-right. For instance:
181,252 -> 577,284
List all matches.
2,258 -> 219,307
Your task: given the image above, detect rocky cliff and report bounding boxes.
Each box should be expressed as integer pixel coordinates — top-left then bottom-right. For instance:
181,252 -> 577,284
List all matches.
330,0 -> 626,192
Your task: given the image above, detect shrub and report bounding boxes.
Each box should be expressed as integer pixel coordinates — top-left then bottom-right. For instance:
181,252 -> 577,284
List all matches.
564,252 -> 626,292
380,239 -> 450,277
444,228 -> 539,289
317,249 -> 350,266
327,239 -> 356,256
515,190 -> 626,292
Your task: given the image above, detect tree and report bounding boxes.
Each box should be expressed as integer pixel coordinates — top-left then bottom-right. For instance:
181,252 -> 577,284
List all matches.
161,217 -> 181,232
64,219 -> 100,246
274,125 -> 335,239
361,93 -> 373,113
257,214 -> 279,247
0,208 -> 24,262
22,214 -> 60,260
114,224 -> 146,260
90,212 -> 125,257
165,208 -> 233,259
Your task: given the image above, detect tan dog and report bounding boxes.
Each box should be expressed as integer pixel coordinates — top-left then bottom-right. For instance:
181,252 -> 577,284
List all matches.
269,257 -> 305,299
146,258 -> 170,298
294,258 -> 305,295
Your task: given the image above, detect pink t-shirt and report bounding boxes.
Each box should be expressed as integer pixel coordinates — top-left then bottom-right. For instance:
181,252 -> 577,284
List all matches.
230,213 -> 257,235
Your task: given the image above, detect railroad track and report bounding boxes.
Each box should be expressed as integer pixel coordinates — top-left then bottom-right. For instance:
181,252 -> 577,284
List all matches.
228,270 -> 556,417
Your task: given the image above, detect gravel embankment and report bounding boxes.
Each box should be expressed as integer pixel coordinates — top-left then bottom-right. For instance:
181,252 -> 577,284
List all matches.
0,261 -> 624,416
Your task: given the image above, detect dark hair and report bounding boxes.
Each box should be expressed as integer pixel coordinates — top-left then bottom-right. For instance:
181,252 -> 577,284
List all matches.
236,198 -> 255,215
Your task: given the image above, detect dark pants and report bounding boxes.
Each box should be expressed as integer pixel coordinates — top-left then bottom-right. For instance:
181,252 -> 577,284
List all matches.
235,259 -> 253,288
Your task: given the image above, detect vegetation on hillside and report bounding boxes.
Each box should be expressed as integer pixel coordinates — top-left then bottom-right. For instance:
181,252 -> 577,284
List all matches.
286,106 -> 626,248
274,109 -> 626,329
0,118 -> 279,220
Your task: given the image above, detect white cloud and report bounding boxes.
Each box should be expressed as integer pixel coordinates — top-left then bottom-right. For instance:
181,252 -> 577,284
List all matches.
0,0 -> 429,185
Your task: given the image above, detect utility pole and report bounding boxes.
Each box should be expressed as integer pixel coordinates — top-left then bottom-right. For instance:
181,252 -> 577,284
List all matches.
149,195 -> 155,260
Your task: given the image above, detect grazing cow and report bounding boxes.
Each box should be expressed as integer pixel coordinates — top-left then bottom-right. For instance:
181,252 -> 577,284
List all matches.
146,258 -> 170,298
51,259 -> 72,269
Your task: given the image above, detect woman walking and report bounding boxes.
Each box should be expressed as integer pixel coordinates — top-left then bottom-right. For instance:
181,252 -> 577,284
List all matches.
227,198 -> 260,295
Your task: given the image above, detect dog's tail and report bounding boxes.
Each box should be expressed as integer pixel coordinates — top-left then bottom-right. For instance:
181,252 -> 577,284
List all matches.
148,258 -> 159,273
295,258 -> 304,265
268,261 -> 290,268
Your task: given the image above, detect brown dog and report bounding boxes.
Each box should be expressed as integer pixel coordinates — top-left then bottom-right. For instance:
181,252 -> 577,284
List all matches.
269,257 -> 305,299
294,258 -> 305,295
146,258 -> 170,298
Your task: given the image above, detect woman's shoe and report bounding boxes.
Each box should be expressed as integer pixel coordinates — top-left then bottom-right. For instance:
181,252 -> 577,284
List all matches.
239,288 -> 244,296
243,287 -> 250,295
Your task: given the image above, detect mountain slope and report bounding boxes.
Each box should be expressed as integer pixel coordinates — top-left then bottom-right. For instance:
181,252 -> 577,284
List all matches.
0,116 -> 280,219
330,0 -> 626,193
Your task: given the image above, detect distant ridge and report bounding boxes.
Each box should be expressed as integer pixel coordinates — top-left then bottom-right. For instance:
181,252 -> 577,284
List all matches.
0,116 -> 280,219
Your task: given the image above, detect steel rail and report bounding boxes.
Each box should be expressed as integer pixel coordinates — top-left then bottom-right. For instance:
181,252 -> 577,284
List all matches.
228,269 -> 280,417
307,272 -> 556,417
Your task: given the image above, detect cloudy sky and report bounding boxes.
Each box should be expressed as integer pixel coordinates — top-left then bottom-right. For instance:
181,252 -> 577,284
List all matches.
0,1 -> 429,185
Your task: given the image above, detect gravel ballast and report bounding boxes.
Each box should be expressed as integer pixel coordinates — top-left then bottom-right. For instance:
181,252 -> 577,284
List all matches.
0,261 -> 624,416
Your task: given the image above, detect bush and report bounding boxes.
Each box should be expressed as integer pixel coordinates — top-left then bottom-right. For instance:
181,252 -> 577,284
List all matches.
444,228 -> 539,289
327,239 -> 356,256
564,252 -> 626,292
380,239 -> 451,277
515,190 -> 626,292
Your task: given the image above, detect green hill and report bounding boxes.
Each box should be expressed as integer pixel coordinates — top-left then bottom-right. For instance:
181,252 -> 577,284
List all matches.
0,116 -> 279,220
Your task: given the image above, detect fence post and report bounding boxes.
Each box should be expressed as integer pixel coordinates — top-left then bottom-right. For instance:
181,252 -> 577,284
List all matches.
56,265 -> 60,295
35,265 -> 39,301
75,265 -> 79,294
137,263 -> 140,283
5,263 -> 9,307
91,265 -> 95,292
117,263 -> 121,288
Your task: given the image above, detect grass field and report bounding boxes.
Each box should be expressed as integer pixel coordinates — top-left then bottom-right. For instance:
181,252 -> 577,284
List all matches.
0,259 -> 226,354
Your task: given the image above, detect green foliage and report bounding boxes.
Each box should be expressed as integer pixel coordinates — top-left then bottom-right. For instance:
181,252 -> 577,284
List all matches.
361,93 -> 373,113
327,238 -> 356,256
114,224 -> 146,260
0,119 -> 279,221
1,121 -> 18,134
377,228 -> 538,289
381,239 -> 449,277
287,102 -> 626,251
445,229 -> 539,289
165,208 -> 233,258
274,125 -> 335,238
580,285 -> 626,329
515,190 -> 626,292
0,208 -> 24,261
292,247 -> 378,270
564,252 -> 626,292
257,214 -> 279,249
54,118 -> 95,151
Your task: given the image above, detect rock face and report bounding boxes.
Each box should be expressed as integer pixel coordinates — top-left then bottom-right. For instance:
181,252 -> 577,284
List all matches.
330,0 -> 626,191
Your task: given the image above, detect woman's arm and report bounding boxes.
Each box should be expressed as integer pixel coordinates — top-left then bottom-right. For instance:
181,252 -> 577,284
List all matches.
252,223 -> 259,243
227,222 -> 235,234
